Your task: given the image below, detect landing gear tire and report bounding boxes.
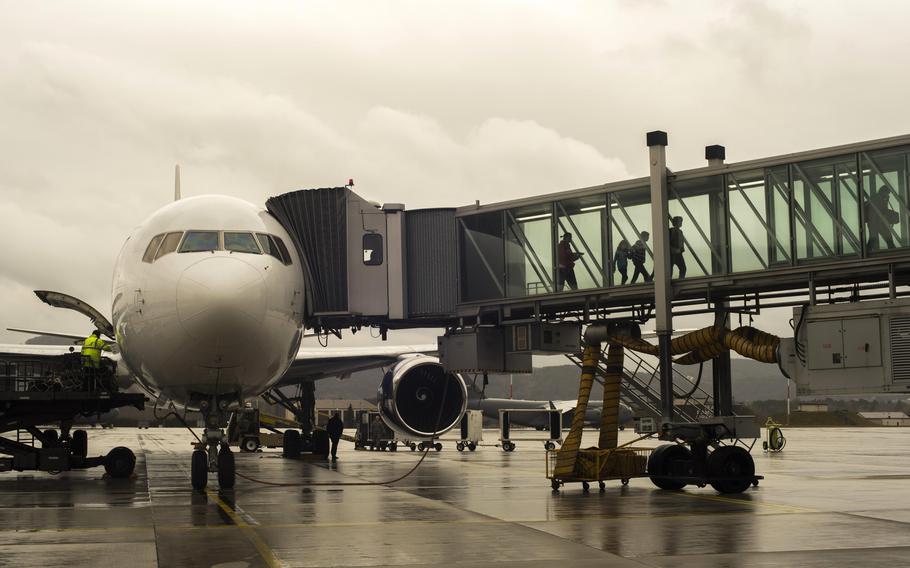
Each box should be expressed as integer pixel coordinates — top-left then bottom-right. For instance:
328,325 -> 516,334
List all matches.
283,430 -> 301,458
105,446 -> 136,479
241,437 -> 259,453
217,447 -> 235,489
456,442 -> 465,452
312,430 -> 330,458
544,441 -> 556,451
42,429 -> 58,448
434,443 -> 442,452
191,449 -> 208,491
707,446 -> 755,494
71,429 -> 88,458
648,444 -> 691,491
467,442 -> 477,452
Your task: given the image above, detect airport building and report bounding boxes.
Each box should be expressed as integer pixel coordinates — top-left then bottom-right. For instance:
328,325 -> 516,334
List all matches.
858,410 -> 910,426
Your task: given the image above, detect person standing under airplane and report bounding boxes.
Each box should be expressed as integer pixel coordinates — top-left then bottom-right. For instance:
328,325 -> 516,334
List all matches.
326,412 -> 344,462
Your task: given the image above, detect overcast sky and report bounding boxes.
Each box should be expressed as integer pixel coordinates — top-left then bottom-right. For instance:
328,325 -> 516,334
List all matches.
2,0 -> 909,348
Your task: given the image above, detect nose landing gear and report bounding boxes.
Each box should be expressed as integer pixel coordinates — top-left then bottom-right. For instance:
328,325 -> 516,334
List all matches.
189,395 -> 237,491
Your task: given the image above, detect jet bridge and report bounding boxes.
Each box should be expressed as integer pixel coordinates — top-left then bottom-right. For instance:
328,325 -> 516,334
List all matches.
453,133 -> 910,325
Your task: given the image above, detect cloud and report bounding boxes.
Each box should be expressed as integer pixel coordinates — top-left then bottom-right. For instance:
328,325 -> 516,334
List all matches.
0,35 -> 629,342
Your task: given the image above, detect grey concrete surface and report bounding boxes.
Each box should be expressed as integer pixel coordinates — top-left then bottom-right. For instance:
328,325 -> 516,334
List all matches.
0,427 -> 907,567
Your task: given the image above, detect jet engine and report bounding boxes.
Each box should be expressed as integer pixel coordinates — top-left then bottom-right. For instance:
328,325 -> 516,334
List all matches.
378,356 -> 467,439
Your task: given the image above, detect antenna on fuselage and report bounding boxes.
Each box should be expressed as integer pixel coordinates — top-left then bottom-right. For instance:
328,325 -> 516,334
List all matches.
174,164 -> 181,201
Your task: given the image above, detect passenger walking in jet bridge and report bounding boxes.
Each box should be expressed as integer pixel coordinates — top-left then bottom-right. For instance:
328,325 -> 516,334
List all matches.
614,239 -> 630,285
630,232 -> 652,284
80,329 -> 110,369
864,186 -> 898,251
668,216 -> 687,279
556,233 -> 583,291
326,412 -> 344,461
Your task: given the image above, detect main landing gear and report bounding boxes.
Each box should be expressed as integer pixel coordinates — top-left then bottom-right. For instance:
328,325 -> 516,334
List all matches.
189,395 -> 236,491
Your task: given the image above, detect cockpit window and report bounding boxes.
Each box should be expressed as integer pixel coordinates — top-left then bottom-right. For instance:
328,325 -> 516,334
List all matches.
224,232 -> 261,254
273,236 -> 292,265
256,233 -> 292,265
142,234 -> 165,263
179,231 -> 220,253
155,232 -> 183,260
256,233 -> 280,259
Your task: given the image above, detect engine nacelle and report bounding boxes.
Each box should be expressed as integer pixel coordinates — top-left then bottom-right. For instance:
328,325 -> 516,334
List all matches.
378,356 -> 467,439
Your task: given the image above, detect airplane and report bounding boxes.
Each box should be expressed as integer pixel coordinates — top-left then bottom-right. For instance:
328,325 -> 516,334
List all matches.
1,174 -> 469,490
465,377 -> 633,432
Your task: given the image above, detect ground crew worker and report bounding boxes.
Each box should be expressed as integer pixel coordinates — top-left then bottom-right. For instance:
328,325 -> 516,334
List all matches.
81,329 -> 110,369
326,412 -> 344,462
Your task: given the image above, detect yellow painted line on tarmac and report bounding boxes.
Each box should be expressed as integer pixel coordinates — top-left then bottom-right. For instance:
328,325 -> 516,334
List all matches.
207,490 -> 285,568
670,490 -> 818,514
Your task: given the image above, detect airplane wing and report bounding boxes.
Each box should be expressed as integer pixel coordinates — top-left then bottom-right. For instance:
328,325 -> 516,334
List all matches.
275,343 -> 438,386
0,343 -> 81,360
550,400 -> 577,414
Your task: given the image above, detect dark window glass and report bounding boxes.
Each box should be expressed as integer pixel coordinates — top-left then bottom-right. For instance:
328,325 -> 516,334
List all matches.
459,212 -> 505,301
273,236 -> 292,265
224,232 -> 261,254
256,233 -> 278,259
363,233 -> 383,265
142,234 -> 164,263
179,231 -> 220,253
155,232 -> 183,260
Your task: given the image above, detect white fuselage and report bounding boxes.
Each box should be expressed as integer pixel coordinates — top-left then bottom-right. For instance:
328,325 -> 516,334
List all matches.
111,195 -> 305,408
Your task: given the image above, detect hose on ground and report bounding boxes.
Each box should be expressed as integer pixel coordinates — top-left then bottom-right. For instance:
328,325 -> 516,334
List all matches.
233,375 -> 451,487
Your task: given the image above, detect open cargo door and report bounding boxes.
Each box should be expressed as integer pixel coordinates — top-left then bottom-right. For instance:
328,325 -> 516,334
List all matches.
34,290 -> 115,339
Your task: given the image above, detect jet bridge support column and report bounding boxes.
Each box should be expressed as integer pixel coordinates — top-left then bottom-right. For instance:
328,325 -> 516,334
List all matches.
646,131 -> 675,424
712,302 -> 733,417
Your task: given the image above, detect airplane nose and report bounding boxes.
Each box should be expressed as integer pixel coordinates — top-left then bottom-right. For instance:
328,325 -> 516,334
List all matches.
177,256 -> 266,345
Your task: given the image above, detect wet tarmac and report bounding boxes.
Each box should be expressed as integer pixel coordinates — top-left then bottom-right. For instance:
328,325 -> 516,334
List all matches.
0,427 -> 908,567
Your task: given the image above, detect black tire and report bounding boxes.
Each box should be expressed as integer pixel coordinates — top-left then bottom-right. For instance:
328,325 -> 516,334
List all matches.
283,430 -> 301,458
468,442 -> 477,452
582,481 -> 590,492
707,446 -> 755,494
104,446 -> 136,479
456,442 -> 465,452
434,443 -> 442,452
312,430 -> 330,458
71,429 -> 88,458
647,444 -> 691,491
545,442 -> 556,451
410,443 -> 417,452
241,437 -> 259,453
217,448 -> 235,489
191,450 -> 208,490
551,479 -> 561,492
389,443 -> 397,452
599,481 -> 606,491
42,429 -> 58,448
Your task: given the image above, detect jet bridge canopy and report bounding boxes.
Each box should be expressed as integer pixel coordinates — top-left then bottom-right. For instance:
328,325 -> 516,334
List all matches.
266,188 -> 458,329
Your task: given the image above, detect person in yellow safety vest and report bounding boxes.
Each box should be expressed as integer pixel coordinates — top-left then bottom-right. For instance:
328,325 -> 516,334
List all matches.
81,329 -> 111,369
